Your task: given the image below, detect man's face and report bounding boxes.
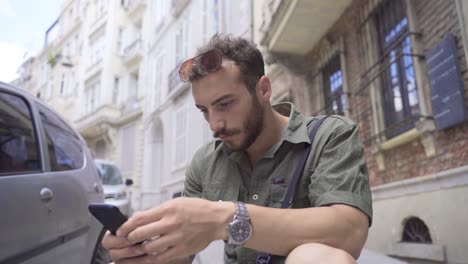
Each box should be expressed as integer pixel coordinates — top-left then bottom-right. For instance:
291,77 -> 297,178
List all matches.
192,61 -> 264,151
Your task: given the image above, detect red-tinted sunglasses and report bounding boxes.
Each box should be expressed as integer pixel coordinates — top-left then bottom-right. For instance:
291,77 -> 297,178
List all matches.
179,49 -> 223,82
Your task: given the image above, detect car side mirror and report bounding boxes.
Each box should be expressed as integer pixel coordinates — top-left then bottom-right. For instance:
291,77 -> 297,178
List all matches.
125,179 -> 133,186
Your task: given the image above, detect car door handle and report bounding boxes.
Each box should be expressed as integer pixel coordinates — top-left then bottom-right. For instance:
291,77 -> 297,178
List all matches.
40,187 -> 54,202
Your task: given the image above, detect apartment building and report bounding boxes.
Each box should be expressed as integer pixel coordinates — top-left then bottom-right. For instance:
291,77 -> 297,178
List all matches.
17,0 -> 148,208
139,0 -> 252,209
255,0 -> 468,263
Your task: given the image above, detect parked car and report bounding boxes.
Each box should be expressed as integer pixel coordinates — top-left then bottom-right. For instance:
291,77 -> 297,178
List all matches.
0,82 -> 110,264
95,159 -> 133,216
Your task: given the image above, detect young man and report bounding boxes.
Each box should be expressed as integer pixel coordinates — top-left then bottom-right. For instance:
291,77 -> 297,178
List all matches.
102,35 -> 372,264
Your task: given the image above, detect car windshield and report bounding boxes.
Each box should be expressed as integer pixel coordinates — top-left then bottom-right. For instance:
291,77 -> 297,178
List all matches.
96,163 -> 123,185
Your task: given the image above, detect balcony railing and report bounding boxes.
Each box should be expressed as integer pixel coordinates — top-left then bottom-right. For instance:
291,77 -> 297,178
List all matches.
121,38 -> 142,64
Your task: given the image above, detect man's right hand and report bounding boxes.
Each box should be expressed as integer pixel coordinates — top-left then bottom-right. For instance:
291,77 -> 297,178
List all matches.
102,230 -> 147,262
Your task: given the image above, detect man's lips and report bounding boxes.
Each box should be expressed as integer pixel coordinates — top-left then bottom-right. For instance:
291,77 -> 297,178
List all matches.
218,133 -> 238,140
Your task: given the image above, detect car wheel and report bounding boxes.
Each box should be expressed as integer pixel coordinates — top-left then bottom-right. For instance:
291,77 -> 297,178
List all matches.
92,243 -> 112,264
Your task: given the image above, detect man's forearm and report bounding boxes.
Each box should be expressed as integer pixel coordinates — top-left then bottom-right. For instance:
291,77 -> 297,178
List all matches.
215,202 -> 368,259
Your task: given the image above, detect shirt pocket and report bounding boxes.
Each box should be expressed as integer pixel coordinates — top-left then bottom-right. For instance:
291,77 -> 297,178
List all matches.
270,180 -> 310,208
270,183 -> 288,207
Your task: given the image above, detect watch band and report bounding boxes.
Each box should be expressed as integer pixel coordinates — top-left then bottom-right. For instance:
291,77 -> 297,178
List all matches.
233,201 -> 249,220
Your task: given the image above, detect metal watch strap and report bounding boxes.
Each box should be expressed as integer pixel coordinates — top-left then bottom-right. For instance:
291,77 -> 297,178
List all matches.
233,201 -> 249,220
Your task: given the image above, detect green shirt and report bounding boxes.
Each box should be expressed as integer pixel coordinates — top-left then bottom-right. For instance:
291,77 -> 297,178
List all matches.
183,103 -> 373,264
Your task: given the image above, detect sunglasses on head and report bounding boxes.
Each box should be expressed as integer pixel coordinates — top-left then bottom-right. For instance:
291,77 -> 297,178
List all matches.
179,49 -> 223,82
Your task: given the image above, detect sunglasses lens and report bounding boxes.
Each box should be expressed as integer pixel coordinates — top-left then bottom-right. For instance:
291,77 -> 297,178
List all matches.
201,49 -> 222,72
179,60 -> 193,82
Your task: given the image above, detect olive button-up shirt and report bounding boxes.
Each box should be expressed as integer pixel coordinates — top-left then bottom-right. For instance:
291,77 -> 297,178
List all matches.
184,103 -> 372,264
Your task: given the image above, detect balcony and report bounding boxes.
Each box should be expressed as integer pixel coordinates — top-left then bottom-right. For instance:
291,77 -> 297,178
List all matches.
124,0 -> 146,21
167,64 -> 189,97
258,0 -> 352,55
75,105 -> 121,138
121,38 -> 143,66
171,0 -> 190,17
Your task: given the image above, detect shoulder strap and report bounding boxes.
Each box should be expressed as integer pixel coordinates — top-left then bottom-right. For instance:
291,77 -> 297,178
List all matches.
256,116 -> 329,264
280,116 -> 328,209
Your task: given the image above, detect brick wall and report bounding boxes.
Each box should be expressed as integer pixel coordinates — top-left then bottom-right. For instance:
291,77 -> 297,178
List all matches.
293,0 -> 468,187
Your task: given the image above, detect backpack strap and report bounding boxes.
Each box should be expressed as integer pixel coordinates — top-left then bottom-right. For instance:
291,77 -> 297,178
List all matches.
280,116 -> 328,208
256,116 -> 328,264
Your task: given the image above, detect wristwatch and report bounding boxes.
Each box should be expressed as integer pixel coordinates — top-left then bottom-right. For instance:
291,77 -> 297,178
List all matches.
226,201 -> 252,245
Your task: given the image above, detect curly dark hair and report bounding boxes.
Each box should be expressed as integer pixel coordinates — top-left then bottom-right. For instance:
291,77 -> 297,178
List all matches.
188,34 -> 265,93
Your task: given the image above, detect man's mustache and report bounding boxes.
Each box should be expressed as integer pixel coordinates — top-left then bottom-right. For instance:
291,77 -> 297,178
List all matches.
213,128 -> 241,138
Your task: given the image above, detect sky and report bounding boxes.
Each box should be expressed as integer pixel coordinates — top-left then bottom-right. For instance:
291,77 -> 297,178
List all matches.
0,0 -> 62,83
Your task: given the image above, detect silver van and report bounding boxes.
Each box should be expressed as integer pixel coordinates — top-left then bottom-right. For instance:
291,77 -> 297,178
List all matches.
0,82 -> 110,264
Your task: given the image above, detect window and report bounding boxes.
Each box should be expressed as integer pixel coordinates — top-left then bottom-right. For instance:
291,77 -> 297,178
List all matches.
152,0 -> 168,31
175,22 -> 187,65
113,77 -> 120,104
37,103 -> 84,171
322,55 -> 345,115
375,0 -> 419,138
402,217 -> 432,244
121,124 -> 135,172
85,78 -> 101,113
88,34 -> 105,68
0,92 -> 40,174
173,106 -> 187,167
60,73 -> 66,96
203,0 -> 219,40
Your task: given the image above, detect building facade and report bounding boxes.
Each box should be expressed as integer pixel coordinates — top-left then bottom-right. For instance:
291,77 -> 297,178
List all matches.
255,0 -> 468,263
15,0 -> 148,209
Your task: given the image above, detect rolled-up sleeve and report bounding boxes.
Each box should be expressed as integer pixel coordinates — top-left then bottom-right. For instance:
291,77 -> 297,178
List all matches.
308,119 -> 373,225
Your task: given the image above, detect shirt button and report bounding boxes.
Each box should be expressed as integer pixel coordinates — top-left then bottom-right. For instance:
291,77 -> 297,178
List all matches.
252,194 -> 259,200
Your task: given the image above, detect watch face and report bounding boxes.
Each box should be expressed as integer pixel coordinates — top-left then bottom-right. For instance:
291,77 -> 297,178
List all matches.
229,219 -> 252,243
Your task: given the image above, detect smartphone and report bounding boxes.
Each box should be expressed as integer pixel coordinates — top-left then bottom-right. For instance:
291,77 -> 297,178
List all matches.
88,203 -> 128,235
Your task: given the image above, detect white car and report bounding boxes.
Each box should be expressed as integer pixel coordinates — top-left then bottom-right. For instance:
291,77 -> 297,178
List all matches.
95,159 -> 133,216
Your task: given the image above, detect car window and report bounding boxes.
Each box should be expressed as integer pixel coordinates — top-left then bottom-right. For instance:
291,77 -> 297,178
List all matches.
96,163 -> 123,185
0,92 -> 40,174
36,103 -> 84,171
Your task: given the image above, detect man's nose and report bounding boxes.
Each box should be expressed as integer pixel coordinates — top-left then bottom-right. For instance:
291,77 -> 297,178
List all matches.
208,113 -> 225,132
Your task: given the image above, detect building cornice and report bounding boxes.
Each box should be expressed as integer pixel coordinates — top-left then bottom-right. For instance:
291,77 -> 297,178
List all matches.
372,165 -> 468,201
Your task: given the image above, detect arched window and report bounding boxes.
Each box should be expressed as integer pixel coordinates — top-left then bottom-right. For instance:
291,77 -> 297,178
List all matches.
402,217 -> 432,243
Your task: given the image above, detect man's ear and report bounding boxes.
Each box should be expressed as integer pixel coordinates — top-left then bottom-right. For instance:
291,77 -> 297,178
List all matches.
256,76 -> 271,101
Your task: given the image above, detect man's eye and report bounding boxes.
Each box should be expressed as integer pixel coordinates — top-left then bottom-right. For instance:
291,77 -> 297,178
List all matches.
218,101 -> 232,110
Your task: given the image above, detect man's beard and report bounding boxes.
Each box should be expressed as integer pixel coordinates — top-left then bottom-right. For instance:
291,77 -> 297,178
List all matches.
214,96 -> 264,152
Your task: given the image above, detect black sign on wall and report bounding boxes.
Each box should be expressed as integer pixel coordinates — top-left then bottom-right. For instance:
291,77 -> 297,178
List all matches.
426,33 -> 467,130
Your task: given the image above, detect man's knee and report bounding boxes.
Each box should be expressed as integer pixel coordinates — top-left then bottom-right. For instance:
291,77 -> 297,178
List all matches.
285,243 -> 355,264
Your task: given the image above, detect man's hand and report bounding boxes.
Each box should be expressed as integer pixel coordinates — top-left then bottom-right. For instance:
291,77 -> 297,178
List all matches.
109,197 -> 234,263
102,231 -> 147,263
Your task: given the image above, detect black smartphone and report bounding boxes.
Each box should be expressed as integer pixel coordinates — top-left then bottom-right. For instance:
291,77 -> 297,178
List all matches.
88,203 -> 128,235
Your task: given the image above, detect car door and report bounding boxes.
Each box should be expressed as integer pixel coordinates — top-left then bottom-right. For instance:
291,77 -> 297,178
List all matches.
35,103 -> 104,264
0,89 -> 57,264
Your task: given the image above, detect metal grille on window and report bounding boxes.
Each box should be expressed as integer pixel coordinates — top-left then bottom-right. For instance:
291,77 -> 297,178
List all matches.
355,0 -> 424,145
322,55 -> 345,116
402,217 -> 432,244
376,0 -> 419,138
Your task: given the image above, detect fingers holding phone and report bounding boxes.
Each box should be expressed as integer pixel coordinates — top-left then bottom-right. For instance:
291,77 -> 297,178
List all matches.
88,204 -> 146,261
102,231 -> 147,260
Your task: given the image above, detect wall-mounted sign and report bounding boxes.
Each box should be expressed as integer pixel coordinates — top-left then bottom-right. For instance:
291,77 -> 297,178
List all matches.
426,33 -> 467,130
